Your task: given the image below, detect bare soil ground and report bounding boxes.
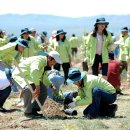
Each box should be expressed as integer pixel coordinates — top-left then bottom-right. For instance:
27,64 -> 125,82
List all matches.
0,81 -> 130,130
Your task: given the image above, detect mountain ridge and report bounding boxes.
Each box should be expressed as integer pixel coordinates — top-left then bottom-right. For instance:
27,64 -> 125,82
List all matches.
0,14 -> 130,36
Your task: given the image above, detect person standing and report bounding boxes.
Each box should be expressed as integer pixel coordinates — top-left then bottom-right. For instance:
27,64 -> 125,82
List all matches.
69,34 -> 79,58
19,28 -> 44,58
36,31 -> 49,56
52,29 -> 71,84
125,32 -> 130,86
85,18 -> 113,80
118,27 -> 129,77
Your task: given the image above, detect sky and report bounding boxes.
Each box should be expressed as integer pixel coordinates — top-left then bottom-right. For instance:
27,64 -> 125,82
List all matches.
0,0 -> 130,17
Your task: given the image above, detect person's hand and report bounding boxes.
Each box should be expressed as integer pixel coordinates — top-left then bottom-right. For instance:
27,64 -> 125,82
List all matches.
33,86 -> 40,98
41,45 -> 48,50
51,85 -> 59,96
68,102 -> 76,108
50,84 -> 56,92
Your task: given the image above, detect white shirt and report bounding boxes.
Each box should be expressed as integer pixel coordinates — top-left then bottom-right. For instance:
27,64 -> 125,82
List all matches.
96,33 -> 103,55
0,70 -> 10,90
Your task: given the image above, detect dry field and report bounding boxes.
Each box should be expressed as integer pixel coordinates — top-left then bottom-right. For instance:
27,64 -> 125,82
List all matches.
0,82 -> 130,130
1,44 -> 130,130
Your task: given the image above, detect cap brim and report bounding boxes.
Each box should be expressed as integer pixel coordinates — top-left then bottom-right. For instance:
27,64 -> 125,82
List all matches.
55,57 -> 62,64
121,29 -> 128,32
66,72 -> 85,83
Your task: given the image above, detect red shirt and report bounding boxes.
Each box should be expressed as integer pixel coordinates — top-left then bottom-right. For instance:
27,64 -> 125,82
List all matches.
107,60 -> 121,86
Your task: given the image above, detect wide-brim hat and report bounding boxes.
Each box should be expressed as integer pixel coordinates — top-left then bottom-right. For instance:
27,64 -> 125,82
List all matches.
29,28 -> 36,32
56,29 -> 67,36
15,39 -> 29,48
94,18 -> 109,26
21,28 -> 30,35
41,31 -> 47,37
48,51 -> 62,64
66,68 -> 86,83
121,27 -> 128,32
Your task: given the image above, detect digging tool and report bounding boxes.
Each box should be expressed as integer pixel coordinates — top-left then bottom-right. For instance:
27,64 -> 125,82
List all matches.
14,60 -> 47,118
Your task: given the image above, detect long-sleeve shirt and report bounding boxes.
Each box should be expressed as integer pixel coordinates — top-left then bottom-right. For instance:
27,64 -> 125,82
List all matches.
85,32 -> 113,65
12,56 -> 52,88
74,74 -> 116,106
0,42 -> 22,65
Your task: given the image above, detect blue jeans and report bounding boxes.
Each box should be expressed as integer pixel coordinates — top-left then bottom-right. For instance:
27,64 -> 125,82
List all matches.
5,68 -> 19,92
47,73 -> 65,99
83,87 -> 116,117
0,86 -> 11,107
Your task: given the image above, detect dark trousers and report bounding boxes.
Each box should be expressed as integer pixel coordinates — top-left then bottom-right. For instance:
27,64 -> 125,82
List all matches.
54,63 -> 70,82
71,48 -> 77,57
83,87 -> 116,117
92,54 -> 108,76
0,86 -> 11,107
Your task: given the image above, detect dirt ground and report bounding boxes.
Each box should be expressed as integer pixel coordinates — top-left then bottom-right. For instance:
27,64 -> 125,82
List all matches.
0,97 -> 68,130
0,81 -> 130,130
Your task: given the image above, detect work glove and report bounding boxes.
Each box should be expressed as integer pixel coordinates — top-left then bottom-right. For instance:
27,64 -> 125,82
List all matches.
68,102 -> 76,109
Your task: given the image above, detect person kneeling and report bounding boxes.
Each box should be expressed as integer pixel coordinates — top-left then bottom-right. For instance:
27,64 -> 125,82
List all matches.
66,68 -> 117,119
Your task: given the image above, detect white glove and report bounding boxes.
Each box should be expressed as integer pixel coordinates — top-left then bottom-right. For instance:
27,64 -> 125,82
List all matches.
68,102 -> 76,108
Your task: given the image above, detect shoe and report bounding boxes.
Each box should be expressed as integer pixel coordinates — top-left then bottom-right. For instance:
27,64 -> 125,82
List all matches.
0,107 -> 7,112
116,90 -> 124,95
108,104 -> 118,117
32,111 -> 43,117
24,111 -> 43,118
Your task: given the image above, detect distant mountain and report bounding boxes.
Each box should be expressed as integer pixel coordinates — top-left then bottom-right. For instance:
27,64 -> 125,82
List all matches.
0,14 -> 130,37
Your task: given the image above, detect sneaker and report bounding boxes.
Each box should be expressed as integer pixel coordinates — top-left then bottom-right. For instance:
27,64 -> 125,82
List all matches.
0,107 -> 7,112
108,104 -> 118,117
32,111 -> 43,117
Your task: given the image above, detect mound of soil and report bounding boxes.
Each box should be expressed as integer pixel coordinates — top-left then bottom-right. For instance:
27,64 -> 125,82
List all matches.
43,98 -> 67,119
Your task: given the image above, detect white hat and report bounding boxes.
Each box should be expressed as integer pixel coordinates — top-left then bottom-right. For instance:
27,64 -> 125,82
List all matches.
29,28 -> 36,32
52,30 -> 57,35
48,51 -> 62,64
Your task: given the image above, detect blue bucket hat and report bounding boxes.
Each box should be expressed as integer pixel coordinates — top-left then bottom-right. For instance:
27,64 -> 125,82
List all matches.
66,68 -> 85,83
15,39 -> 29,48
94,18 -> 109,26
56,29 -> 67,36
121,27 -> 128,32
21,28 -> 29,35
41,31 -> 47,37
